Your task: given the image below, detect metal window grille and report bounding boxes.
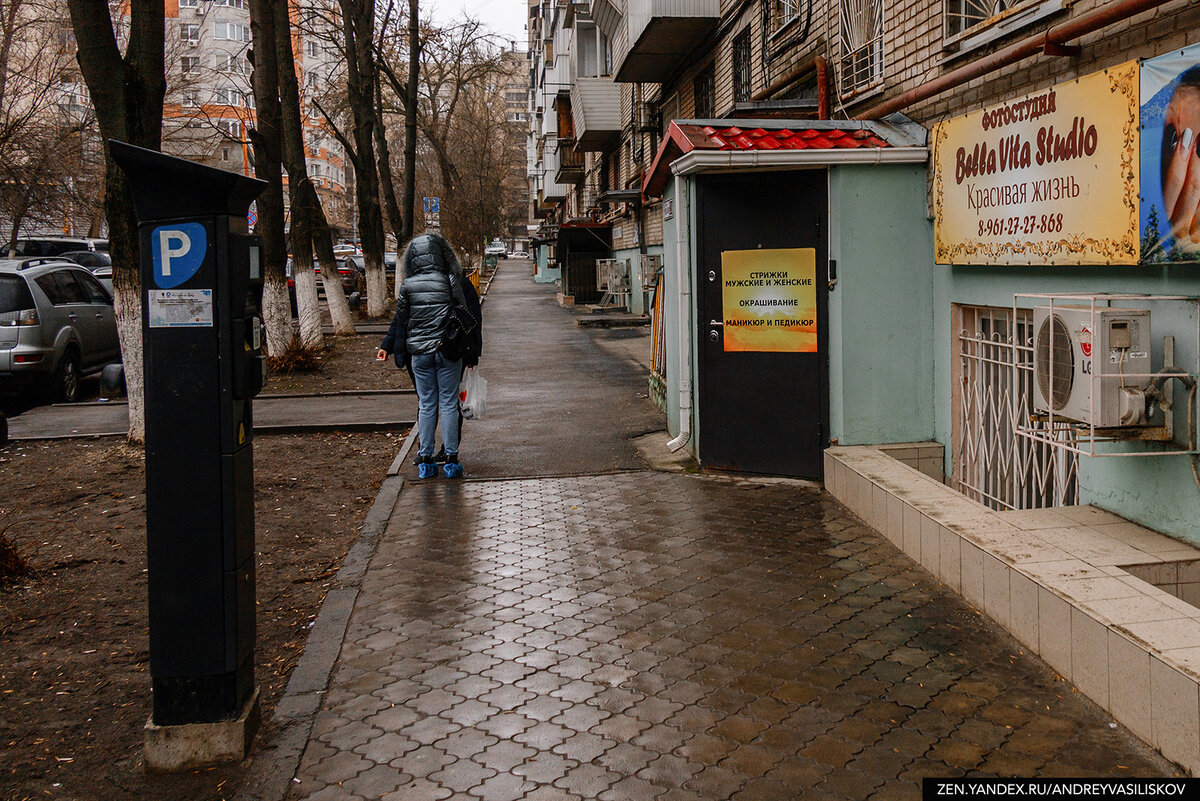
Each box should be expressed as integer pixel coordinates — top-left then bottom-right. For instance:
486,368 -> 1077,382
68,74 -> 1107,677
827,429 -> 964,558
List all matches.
732,29 -> 752,103
945,0 -> 1016,37
955,305 -> 1079,510
838,0 -> 883,99
770,0 -> 801,33
693,66 -> 715,118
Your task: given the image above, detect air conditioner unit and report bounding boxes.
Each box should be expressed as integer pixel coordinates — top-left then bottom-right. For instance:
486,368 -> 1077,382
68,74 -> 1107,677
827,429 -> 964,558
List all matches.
639,254 -> 662,286
1032,306 -> 1153,427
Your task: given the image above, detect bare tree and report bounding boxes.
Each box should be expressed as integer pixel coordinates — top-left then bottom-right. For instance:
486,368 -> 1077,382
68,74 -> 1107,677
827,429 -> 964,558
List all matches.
247,0 -> 291,357
66,0 -> 165,443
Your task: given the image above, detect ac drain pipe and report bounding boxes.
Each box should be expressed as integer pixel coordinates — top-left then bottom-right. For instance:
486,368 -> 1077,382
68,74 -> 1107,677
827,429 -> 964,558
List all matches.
667,170 -> 692,453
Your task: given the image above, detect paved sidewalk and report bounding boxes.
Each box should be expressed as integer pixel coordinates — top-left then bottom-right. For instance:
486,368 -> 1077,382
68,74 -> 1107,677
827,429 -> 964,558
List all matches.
281,268 -> 1176,801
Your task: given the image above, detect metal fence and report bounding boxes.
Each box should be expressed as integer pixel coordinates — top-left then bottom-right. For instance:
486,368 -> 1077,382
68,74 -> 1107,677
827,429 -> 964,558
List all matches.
955,306 -> 1079,510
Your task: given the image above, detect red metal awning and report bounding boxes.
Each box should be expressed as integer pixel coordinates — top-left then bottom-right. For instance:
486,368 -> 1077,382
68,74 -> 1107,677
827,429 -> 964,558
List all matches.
641,120 -> 910,198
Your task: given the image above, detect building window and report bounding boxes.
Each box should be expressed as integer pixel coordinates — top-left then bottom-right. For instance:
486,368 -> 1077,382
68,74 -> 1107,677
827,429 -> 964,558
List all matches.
693,64 -> 715,119
181,55 -> 199,73
732,28 -> 752,103
214,22 -> 250,42
218,119 -> 242,138
182,89 -> 200,106
180,23 -> 200,44
770,0 -> 802,35
305,40 -> 320,58
179,0 -> 199,7
838,0 -> 883,99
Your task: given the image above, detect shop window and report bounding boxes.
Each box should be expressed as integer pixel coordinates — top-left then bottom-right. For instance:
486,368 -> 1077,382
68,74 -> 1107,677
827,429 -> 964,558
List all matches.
953,304 -> 1079,510
837,0 -> 883,100
732,28 -> 752,103
693,64 -> 715,119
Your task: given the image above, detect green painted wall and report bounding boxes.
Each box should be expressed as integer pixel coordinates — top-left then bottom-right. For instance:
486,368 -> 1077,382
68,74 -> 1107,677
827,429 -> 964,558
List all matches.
533,246 -> 559,283
828,165 -> 937,447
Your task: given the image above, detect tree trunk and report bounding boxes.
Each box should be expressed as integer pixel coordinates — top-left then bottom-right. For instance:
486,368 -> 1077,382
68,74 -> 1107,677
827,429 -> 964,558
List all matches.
247,0 -> 291,357
67,0 -> 165,444
403,0 -> 418,254
339,0 -> 387,317
373,79 -> 403,261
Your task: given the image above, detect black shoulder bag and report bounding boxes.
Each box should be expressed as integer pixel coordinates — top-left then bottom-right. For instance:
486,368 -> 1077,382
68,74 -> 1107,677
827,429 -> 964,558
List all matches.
439,278 -> 478,362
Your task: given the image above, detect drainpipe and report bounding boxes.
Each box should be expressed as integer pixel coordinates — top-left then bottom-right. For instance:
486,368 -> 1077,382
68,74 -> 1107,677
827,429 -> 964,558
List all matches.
856,0 -> 1175,120
666,171 -> 692,453
749,54 -> 830,119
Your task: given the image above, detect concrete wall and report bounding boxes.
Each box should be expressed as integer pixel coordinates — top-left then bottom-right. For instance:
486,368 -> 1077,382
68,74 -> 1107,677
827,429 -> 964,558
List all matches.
660,183 -> 682,439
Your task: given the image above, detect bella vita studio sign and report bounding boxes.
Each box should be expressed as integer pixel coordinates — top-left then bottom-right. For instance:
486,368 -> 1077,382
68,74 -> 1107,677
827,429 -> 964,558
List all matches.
933,61 -> 1140,265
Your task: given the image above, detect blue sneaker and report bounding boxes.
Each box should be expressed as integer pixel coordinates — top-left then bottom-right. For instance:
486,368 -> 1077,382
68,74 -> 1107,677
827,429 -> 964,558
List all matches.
443,456 -> 463,479
417,458 -> 438,479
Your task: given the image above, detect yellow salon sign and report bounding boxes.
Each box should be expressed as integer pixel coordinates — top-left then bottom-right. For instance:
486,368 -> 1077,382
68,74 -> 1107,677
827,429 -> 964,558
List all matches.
721,248 -> 817,352
932,61 -> 1140,265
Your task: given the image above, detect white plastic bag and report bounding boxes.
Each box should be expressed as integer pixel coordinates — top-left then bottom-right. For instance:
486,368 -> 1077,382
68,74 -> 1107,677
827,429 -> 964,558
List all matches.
459,368 -> 487,420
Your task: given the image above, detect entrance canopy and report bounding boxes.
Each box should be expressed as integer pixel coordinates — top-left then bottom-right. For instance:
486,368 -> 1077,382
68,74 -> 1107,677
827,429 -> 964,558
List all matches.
641,116 -> 928,198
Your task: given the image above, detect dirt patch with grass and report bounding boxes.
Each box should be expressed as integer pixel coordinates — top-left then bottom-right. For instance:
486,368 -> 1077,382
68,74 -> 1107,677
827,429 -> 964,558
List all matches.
265,333 -> 412,395
1,367 -> 407,799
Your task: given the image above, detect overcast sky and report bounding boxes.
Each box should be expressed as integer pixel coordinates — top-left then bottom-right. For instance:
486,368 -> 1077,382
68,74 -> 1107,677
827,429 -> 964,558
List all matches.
424,0 -> 529,50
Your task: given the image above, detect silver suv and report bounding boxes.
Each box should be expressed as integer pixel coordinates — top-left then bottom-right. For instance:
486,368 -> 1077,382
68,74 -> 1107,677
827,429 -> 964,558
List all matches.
0,259 -> 120,402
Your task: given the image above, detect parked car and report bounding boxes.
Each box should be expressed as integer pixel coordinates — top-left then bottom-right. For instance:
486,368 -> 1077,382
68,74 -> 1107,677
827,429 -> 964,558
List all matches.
283,256 -> 362,311
5,237 -> 108,258
0,258 -> 120,402
346,253 -> 397,285
60,250 -> 112,273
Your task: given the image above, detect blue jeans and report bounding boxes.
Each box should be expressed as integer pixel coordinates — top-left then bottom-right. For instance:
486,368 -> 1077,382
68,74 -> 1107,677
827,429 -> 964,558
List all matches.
412,352 -> 462,458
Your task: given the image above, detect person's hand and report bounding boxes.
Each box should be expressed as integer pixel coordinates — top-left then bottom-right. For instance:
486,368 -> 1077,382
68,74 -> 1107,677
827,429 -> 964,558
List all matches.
376,348 -> 388,361
1163,84 -> 1200,248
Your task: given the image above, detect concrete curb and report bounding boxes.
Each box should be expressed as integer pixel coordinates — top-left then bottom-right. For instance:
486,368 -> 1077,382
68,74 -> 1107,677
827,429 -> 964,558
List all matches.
239,426 -> 417,801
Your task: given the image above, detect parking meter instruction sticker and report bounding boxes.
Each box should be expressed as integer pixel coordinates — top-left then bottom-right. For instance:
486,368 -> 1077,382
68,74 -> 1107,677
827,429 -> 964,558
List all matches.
148,289 -> 213,328
151,223 -> 207,288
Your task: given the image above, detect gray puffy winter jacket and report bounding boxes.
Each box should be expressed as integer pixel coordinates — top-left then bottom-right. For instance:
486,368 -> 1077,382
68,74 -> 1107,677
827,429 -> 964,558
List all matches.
380,234 -> 468,359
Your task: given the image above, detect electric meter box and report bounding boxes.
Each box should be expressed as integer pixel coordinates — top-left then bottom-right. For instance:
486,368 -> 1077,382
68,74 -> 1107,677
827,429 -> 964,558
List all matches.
1032,306 -> 1152,427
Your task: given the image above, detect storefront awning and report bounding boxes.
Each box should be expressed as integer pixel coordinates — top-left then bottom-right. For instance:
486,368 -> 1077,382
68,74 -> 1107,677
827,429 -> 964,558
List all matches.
641,116 -> 929,198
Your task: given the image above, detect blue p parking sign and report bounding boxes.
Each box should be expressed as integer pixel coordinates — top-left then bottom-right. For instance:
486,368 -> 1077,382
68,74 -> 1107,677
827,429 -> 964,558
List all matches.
151,223 -> 207,289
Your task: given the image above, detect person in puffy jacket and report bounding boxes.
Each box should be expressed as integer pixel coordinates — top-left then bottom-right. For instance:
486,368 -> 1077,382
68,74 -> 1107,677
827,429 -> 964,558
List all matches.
378,233 -> 473,479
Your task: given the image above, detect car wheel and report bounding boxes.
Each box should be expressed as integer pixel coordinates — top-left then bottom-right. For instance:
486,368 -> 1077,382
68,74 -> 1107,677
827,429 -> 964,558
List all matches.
56,348 -> 80,403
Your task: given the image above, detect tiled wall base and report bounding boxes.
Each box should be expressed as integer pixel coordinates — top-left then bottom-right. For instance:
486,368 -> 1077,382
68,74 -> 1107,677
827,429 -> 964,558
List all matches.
826,445 -> 1200,774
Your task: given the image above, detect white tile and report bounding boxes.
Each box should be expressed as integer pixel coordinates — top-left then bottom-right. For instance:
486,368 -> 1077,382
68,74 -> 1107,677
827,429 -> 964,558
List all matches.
1082,596 -> 1189,627
1120,618 -> 1200,652
1181,583 -> 1200,608
871,482 -> 888,532
1010,571 -> 1040,650
983,555 -> 1011,628
995,509 -> 1077,531
1021,559 -> 1109,585
1057,576 -> 1146,603
888,493 -> 906,554
1151,656 -> 1200,774
902,502 -> 921,553
920,515 -> 941,574
1071,607 -> 1109,709
1180,561 -> 1200,584
940,527 -> 962,592
961,542 -> 985,608
1058,505 -> 1126,526
823,452 -> 834,488
1110,630 -> 1153,743
1039,587 -> 1073,681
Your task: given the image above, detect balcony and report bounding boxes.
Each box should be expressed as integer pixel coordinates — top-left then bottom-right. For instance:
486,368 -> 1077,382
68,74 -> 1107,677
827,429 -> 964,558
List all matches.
590,0 -> 719,82
569,78 -> 621,150
556,139 -> 586,183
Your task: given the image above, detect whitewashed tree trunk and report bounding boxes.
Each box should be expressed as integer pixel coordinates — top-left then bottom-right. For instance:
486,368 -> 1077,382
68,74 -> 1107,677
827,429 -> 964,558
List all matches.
112,276 -> 144,443
261,274 -> 292,357
293,266 -> 322,348
365,254 -> 387,317
316,255 -> 356,335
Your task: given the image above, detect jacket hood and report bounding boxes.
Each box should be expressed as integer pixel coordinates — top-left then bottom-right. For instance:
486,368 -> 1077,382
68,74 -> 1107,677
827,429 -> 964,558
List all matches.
403,233 -> 461,278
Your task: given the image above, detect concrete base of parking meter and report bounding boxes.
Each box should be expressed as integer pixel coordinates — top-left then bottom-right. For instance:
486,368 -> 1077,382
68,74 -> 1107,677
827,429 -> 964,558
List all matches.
143,689 -> 260,772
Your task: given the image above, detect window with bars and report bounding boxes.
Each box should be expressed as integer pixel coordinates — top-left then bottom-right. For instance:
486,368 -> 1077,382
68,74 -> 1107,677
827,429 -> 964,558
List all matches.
953,304 -> 1079,511
769,0 -> 801,36
837,0 -> 883,99
693,64 -> 715,119
732,28 -> 752,103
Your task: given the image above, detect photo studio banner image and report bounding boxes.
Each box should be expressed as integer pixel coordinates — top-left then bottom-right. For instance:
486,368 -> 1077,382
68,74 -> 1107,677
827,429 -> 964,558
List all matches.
1141,43 -> 1200,263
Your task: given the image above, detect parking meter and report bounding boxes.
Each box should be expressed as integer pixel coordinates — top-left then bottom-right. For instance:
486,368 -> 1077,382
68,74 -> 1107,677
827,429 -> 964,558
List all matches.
111,142 -> 267,736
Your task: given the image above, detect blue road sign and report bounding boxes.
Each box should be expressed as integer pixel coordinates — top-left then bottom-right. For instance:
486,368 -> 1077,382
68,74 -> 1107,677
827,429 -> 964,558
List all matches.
151,223 -> 207,289
424,197 -> 439,214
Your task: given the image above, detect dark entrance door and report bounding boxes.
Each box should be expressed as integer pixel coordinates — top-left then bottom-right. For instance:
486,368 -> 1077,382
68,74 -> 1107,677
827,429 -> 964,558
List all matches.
696,170 -> 828,477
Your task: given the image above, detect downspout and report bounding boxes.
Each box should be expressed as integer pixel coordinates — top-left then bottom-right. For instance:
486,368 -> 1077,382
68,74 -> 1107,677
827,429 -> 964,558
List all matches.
667,171 -> 692,452
856,0 -> 1175,120
749,54 -> 830,119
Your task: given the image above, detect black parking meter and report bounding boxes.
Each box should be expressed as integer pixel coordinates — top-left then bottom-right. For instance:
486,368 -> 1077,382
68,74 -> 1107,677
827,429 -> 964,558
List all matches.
111,142 -> 267,735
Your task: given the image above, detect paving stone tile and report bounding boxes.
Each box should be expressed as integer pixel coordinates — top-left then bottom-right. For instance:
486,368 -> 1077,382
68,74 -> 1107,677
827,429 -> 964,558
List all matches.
291,473 -> 1175,800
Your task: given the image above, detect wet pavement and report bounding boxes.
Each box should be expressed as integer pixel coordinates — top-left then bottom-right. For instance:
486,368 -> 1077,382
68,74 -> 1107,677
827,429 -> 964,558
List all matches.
284,266 -> 1176,800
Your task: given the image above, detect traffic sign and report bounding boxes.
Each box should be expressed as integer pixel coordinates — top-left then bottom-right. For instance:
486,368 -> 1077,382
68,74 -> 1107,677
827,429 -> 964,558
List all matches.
424,197 -> 439,214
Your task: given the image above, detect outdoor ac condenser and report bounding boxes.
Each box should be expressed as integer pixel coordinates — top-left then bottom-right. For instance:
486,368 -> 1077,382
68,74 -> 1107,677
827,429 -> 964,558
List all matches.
1032,306 -> 1152,427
